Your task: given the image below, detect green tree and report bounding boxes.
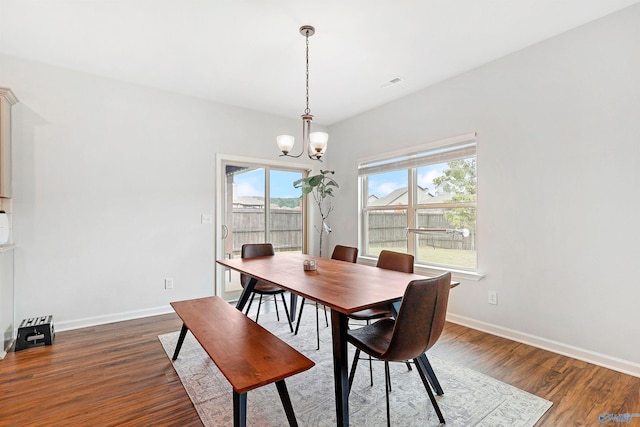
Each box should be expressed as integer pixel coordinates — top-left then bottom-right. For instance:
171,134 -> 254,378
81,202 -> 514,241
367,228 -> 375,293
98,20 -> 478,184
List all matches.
272,198 -> 301,209
432,159 -> 476,230
293,170 -> 339,257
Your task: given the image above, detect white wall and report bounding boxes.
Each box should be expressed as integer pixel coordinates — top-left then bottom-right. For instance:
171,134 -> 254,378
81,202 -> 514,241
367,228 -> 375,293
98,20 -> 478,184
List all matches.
2,4 -> 638,376
0,54 -> 322,331
326,5 -> 640,374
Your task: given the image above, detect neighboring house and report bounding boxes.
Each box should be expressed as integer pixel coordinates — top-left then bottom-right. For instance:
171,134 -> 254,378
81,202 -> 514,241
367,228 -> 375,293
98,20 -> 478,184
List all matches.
233,196 -> 265,209
368,186 -> 453,207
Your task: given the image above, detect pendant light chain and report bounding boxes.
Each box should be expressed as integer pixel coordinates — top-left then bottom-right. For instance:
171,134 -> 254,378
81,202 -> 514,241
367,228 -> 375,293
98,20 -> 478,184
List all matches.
305,31 -> 310,116
276,25 -> 327,160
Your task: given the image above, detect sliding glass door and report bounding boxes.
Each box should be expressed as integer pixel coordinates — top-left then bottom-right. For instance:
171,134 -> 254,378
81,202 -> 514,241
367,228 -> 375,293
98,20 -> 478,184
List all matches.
219,160 -> 307,301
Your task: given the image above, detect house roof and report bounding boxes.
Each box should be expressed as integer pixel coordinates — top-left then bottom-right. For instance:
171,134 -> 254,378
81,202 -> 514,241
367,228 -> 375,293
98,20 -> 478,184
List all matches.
368,186 -> 455,207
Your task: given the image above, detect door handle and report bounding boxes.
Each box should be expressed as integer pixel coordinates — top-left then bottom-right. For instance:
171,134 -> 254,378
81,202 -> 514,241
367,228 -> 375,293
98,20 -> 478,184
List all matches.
221,224 -> 228,239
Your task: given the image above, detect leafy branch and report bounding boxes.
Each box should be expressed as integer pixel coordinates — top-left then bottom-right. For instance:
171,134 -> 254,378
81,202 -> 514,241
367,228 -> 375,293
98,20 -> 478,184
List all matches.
293,170 -> 339,256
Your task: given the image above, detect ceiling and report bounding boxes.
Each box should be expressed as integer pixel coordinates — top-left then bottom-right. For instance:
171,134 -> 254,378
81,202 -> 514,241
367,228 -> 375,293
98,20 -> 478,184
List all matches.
1,0 -> 638,125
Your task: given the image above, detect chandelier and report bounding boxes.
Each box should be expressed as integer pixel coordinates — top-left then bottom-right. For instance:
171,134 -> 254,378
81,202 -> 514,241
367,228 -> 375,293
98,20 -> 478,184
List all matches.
276,25 -> 328,161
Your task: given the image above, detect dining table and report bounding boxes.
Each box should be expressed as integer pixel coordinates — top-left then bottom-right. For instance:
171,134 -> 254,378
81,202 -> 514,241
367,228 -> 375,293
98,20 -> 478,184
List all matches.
217,253 -> 458,427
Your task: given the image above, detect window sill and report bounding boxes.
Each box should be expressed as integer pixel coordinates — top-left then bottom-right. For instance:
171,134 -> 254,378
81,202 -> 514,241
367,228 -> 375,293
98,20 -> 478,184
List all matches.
357,255 -> 484,282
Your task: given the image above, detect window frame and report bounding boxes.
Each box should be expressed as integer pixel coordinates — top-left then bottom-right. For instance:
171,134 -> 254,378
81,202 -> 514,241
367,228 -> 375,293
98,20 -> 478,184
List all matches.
358,133 -> 478,274
215,153 -> 311,298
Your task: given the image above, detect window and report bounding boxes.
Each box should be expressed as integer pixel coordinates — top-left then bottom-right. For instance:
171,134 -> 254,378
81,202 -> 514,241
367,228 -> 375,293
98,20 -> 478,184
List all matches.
359,134 -> 477,271
217,159 -> 308,300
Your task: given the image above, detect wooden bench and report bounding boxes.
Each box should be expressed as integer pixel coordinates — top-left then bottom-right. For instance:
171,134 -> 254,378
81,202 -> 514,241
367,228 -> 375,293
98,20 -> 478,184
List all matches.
170,296 -> 314,427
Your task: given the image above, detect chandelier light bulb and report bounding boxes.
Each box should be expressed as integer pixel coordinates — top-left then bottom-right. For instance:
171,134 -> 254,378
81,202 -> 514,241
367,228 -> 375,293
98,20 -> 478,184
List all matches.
309,132 -> 328,154
276,135 -> 295,154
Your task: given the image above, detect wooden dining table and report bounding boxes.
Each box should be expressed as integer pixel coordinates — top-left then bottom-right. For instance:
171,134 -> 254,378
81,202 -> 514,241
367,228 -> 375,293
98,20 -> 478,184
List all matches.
217,253 -> 458,427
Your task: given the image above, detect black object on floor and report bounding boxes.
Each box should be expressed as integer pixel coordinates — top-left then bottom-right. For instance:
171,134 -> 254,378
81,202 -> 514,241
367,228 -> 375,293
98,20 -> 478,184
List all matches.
15,315 -> 55,351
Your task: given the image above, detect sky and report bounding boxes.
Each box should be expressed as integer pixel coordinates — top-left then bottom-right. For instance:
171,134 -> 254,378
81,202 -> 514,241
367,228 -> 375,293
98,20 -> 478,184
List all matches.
233,162 -> 449,199
234,168 -> 303,198
367,163 -> 447,198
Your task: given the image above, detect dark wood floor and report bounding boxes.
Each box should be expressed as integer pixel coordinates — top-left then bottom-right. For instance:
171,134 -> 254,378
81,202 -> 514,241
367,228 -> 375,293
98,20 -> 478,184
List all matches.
1,312 -> 638,426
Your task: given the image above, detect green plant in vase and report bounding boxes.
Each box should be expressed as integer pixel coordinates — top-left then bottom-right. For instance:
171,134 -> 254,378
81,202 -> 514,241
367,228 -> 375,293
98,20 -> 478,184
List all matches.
293,170 -> 339,257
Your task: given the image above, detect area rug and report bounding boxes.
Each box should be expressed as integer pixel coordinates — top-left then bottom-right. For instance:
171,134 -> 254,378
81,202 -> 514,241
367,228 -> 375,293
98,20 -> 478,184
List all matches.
159,305 -> 552,426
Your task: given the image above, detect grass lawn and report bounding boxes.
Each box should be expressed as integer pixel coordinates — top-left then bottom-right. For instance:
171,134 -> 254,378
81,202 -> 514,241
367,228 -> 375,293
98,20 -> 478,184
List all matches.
368,246 -> 476,269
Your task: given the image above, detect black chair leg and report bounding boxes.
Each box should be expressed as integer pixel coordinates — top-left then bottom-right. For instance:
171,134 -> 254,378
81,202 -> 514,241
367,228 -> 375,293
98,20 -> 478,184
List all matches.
366,319 -> 374,386
323,305 -> 328,327
315,303 -> 320,350
294,298 -> 306,335
255,295 -> 263,322
274,295 -> 281,321
245,293 -> 256,316
348,348 -> 361,395
294,298 -> 318,345
384,362 -> 391,427
279,293 -> 294,333
414,357 -> 445,424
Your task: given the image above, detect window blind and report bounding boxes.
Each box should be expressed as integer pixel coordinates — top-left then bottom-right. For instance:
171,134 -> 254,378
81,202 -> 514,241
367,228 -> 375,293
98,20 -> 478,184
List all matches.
358,133 -> 476,176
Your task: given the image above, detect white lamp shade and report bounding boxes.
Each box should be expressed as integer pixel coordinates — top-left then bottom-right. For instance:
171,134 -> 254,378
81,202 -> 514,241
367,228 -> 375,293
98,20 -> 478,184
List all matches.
309,132 -> 328,154
276,135 -> 295,154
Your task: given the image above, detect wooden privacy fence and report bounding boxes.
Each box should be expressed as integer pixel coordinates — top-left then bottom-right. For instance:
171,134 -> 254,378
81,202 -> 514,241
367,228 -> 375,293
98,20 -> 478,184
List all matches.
229,209 -> 474,255
231,209 -> 303,255
367,211 -> 475,250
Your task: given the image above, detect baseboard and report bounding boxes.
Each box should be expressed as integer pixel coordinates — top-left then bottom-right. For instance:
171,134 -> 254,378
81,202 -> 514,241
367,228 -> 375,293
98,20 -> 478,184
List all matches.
24,306 -> 640,378
1,339 -> 14,359
54,306 -> 175,332
446,313 -> 640,378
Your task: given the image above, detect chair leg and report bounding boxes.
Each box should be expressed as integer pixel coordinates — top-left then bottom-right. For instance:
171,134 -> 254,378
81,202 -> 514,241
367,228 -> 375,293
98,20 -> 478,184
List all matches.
315,302 -> 320,350
274,294 -> 281,321
348,348 -> 361,395
366,319 -> 374,387
406,361 -> 413,371
279,293 -> 294,333
255,295 -> 263,322
413,358 -> 445,424
245,293 -> 256,316
384,362 -> 391,427
323,304 -> 328,327
294,298 -> 306,335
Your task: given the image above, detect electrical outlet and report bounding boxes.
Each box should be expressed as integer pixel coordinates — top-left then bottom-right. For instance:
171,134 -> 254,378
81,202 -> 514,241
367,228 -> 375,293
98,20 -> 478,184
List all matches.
165,278 -> 174,290
488,290 -> 497,305
201,214 -> 213,224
